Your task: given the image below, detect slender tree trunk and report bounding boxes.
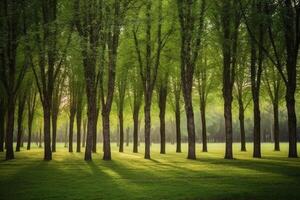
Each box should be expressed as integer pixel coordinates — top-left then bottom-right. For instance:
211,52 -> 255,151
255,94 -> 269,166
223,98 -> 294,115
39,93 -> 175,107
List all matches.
133,109 -> 139,153
102,111 -> 111,160
200,100 -> 207,152
286,86 -> 297,157
52,114 -> 57,152
82,119 -> 86,148
224,97 -> 233,159
69,112 -> 75,152
250,25 -> 263,158
27,125 -> 32,150
92,110 -> 98,153
43,106 -> 52,160
252,93 -> 261,158
76,109 -> 82,153
5,95 -> 15,160
159,87 -> 167,154
273,102 -> 280,151
126,127 -> 129,147
16,96 -> 26,152
0,102 -> 6,152
84,85 -> 97,161
144,96 -> 151,159
39,127 -> 42,148
238,98 -> 246,151
184,97 -> 196,159
118,111 -> 124,152
175,100 -> 181,153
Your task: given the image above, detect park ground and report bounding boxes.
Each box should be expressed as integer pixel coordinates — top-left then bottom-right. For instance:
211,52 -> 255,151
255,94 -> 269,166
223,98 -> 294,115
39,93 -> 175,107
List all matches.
0,143 -> 300,200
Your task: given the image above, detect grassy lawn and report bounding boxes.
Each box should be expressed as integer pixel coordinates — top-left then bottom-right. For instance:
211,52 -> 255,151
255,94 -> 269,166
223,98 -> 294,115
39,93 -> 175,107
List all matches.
0,143 -> 300,200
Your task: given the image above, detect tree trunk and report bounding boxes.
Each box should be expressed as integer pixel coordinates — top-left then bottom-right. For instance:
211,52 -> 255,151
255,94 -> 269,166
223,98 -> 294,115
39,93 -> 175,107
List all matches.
253,93 -> 261,158
184,97 -> 196,159
76,109 -> 82,153
282,0 -> 298,158
224,97 -> 233,159
82,119 -> 86,148
200,100 -> 207,152
238,98 -> 246,151
273,102 -> 280,151
69,112 -> 75,153
85,93 -> 96,161
159,87 -> 167,154
27,124 -> 32,150
286,87 -> 297,157
0,101 -> 6,152
118,111 -> 124,152
102,111 -> 111,160
43,106 -> 52,160
5,95 -> 15,160
126,127 -> 129,147
144,96 -> 151,159
92,111 -> 98,153
39,127 -> 42,148
51,114 -> 57,152
133,109 -> 139,153
16,96 -> 26,152
175,100 -> 181,153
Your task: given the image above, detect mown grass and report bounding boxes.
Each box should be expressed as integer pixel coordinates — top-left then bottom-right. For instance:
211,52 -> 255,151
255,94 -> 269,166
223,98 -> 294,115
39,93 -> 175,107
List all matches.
0,143 -> 300,200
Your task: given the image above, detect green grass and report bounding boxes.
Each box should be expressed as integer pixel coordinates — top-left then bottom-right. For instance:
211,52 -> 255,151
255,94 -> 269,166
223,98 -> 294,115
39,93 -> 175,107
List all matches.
0,143 -> 300,200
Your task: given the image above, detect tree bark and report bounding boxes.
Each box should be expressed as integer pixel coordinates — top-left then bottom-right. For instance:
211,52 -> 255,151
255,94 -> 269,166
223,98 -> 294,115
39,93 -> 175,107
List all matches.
76,108 -> 82,153
85,90 -> 97,161
273,102 -> 280,151
175,99 -> 181,153
16,93 -> 26,152
27,93 -> 36,150
102,111 -> 111,160
82,119 -> 86,148
69,111 -> 75,152
200,100 -> 207,152
283,0 -> 298,158
144,96 -> 151,159
133,108 -> 139,153
185,98 -> 196,159
238,98 -> 246,151
5,95 -> 15,160
0,100 -> 6,152
51,114 -> 57,152
43,106 -> 52,160
118,110 -> 124,152
286,86 -> 297,157
158,85 -> 167,154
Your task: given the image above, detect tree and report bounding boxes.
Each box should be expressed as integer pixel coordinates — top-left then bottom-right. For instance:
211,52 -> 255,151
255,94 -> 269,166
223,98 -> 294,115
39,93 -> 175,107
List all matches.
169,76 -> 182,153
219,0 -> 240,159
74,0 -> 102,160
157,72 -> 169,154
177,0 -> 206,159
129,68 -> 143,153
115,64 -> 128,152
234,39 -> 251,152
0,0 -> 29,160
99,0 -> 130,160
195,46 -> 214,152
280,0 -> 299,157
26,82 -> 37,150
16,89 -> 27,152
31,0 -> 72,160
133,0 -> 170,159
0,91 -> 6,152
52,72 -> 66,152
263,61 -> 285,151
76,84 -> 85,153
